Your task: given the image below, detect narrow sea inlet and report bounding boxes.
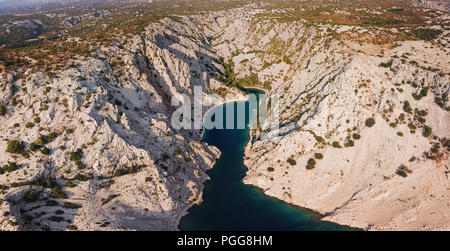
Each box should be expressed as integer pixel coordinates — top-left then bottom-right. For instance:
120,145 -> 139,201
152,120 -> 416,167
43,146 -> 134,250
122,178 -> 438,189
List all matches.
179,90 -> 356,231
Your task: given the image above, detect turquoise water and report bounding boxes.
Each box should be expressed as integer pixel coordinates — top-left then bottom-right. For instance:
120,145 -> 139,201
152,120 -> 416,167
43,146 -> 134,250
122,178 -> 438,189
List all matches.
179,94 -> 357,231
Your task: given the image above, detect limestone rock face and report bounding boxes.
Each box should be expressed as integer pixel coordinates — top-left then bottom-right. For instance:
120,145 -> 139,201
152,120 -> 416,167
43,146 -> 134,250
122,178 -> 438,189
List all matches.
0,16 -> 235,231
200,8 -> 449,230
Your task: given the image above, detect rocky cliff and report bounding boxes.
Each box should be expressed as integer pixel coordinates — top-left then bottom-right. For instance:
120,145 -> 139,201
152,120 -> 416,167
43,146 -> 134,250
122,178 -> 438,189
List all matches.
201,6 -> 449,230
0,16 -> 242,231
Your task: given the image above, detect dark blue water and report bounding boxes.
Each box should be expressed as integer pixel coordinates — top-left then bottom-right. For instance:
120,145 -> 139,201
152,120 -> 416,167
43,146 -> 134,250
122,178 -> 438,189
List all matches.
179,94 -> 357,231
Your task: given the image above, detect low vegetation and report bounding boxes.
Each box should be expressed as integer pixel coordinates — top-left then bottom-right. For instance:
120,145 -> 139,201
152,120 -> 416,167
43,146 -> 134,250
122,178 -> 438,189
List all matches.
365,118 -> 376,128
6,140 -> 26,155
0,104 -> 6,116
306,158 -> 316,170
286,158 -> 297,166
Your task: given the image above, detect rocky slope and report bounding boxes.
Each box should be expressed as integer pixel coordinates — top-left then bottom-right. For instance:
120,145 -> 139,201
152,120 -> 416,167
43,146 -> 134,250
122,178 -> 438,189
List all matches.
416,0 -> 450,12
198,6 -> 450,230
0,1 -> 449,231
0,16 -> 242,230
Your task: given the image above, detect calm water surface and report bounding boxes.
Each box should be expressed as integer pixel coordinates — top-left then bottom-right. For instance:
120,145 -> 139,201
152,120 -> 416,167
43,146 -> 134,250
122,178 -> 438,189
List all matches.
179,93 -> 357,231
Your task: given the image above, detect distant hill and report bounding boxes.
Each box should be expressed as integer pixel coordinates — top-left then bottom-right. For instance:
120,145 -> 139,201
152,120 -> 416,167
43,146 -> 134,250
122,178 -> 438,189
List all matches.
0,0 -> 153,13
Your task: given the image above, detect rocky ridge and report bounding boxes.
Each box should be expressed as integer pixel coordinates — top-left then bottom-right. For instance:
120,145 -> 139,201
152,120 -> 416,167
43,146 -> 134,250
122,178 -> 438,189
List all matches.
197,6 -> 450,230
0,16 -> 243,230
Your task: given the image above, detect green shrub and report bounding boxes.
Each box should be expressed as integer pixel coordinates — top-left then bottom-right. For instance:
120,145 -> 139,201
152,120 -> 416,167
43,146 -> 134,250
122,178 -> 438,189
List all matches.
403,101 -> 412,113
173,149 -> 181,156
74,174 -> 89,181
69,149 -> 83,161
286,158 -> 297,166
65,181 -> 76,188
41,147 -> 51,155
412,87 -> 428,100
75,160 -> 85,170
128,166 -> 137,174
2,162 -> 18,173
48,132 -> 58,141
306,158 -> 316,170
332,141 -> 342,148
283,55 -> 292,64
416,110 -> 428,117
0,104 -> 6,116
315,135 -> 326,144
408,123 -> 416,130
29,143 -> 39,152
396,169 -> 407,177
305,164 -> 315,170
6,140 -> 25,154
51,187 -> 67,199
344,140 -> 354,147
435,97 -> 445,109
422,125 -> 432,137
35,135 -> 49,145
24,191 -> 39,202
379,60 -> 393,68
365,118 -> 375,127
34,117 -> 41,123
314,153 -> 323,159
113,169 -> 124,177
25,122 -> 35,128
267,167 -> 275,172
352,133 -> 361,140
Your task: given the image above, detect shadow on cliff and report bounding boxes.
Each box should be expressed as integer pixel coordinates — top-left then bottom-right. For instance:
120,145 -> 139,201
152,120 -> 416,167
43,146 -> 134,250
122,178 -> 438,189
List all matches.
69,31 -> 223,229
12,185 -> 78,231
